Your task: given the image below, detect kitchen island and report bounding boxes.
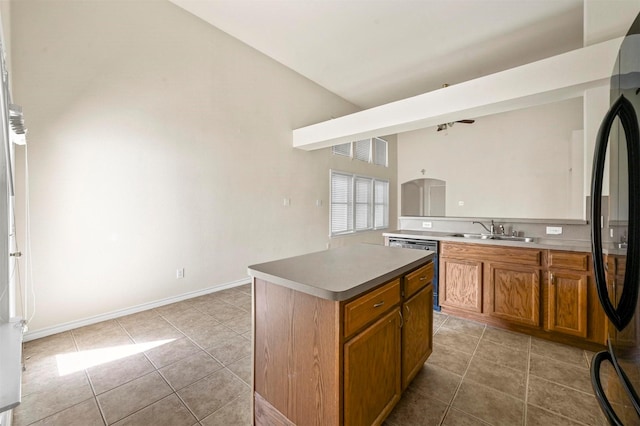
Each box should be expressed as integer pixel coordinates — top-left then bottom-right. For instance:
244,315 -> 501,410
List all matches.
248,244 -> 435,426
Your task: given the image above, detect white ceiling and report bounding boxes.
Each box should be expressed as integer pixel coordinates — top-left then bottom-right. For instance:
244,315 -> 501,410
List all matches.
168,0 -> 584,109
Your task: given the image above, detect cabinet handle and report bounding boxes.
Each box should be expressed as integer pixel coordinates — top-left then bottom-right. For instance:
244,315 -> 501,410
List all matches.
550,273 -> 555,285
373,301 -> 385,308
419,276 -> 427,281
405,305 -> 411,321
398,310 -> 404,328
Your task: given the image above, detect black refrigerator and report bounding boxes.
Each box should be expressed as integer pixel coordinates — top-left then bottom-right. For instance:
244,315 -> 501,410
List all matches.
590,12 -> 640,426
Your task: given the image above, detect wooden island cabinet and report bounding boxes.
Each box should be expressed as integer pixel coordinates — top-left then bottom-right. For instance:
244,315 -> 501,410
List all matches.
249,244 -> 435,426
439,241 -> 607,349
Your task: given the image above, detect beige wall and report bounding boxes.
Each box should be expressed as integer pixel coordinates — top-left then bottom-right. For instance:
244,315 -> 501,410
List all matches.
395,2 -> 640,225
11,0 -> 397,334
584,0 -> 640,46
398,97 -> 584,220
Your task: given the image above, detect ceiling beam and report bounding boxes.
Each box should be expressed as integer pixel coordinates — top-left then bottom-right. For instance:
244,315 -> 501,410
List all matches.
293,37 -> 623,151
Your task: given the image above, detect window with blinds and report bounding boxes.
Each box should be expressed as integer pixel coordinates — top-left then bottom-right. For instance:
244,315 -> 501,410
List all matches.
332,143 -> 351,157
373,137 -> 388,167
330,170 -> 389,236
330,172 -> 353,234
354,176 -> 372,230
354,139 -> 372,162
374,180 -> 389,228
330,138 -> 388,167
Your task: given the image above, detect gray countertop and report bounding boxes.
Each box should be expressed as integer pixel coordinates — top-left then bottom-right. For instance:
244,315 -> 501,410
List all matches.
383,230 -> 593,253
248,244 -> 434,301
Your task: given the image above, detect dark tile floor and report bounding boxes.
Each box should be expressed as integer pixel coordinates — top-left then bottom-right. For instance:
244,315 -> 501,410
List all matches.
14,284 -> 606,425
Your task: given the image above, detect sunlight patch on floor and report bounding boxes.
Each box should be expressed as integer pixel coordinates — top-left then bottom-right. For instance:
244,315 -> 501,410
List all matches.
55,339 -> 175,376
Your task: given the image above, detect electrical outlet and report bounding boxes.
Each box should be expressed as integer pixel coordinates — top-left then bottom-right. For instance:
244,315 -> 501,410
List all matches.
176,268 -> 185,279
422,221 -> 432,228
546,226 -> 563,235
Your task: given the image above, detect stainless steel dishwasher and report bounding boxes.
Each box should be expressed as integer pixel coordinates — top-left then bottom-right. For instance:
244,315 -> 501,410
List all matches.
387,237 -> 440,311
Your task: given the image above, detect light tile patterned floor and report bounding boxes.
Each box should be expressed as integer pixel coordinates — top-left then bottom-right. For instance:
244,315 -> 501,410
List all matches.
14,285 -> 607,425
384,314 -> 607,426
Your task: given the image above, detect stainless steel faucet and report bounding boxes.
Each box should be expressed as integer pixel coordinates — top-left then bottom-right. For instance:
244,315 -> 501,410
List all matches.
472,220 -> 495,235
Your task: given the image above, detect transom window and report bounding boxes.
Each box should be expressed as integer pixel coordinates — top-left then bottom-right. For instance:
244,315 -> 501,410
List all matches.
332,137 -> 388,167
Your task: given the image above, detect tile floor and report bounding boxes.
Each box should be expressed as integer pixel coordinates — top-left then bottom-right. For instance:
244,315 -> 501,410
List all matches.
13,284 -> 607,425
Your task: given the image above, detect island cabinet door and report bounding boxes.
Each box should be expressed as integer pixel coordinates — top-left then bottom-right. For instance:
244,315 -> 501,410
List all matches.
401,283 -> 433,390
344,307 -> 401,426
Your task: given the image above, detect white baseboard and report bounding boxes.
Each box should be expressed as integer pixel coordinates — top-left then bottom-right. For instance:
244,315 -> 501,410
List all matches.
23,278 -> 250,342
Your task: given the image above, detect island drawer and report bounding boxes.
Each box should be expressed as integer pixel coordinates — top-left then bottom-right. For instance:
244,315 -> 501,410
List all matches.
404,262 -> 434,299
344,279 -> 401,339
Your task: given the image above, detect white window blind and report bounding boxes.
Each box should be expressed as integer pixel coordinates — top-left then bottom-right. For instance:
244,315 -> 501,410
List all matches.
374,180 -> 389,229
373,137 -> 388,167
354,176 -> 373,230
330,170 -> 389,236
332,143 -> 351,157
354,139 -> 371,162
330,172 -> 353,234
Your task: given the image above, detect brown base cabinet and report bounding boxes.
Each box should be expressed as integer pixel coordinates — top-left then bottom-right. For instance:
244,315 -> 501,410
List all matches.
253,260 -> 434,426
439,241 -> 607,349
344,308 -> 401,426
401,283 -> 433,389
547,270 -> 588,337
487,263 -> 540,327
606,254 -> 638,347
440,258 -> 483,313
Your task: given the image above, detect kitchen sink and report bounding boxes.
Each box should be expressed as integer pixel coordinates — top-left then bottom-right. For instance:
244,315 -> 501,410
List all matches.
493,235 -> 535,242
449,233 -> 535,243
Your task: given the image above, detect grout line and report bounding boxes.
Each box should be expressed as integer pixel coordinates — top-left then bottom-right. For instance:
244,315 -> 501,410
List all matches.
523,334 -> 532,425
18,289 -> 251,426
527,373 -> 597,397
437,319 -> 486,425
171,390 -> 201,424
69,329 -> 109,426
526,402 -> 592,426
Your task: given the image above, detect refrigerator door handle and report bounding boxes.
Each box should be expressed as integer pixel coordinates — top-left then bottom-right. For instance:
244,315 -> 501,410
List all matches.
591,94 -> 640,331
591,351 -> 625,426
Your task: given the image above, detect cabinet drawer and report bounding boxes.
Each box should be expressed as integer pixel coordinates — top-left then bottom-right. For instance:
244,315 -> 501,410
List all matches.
404,262 -> 434,299
344,279 -> 401,339
548,251 -> 589,271
441,242 -> 541,266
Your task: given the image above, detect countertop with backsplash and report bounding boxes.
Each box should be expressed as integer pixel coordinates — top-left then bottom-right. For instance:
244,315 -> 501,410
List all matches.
383,229 -> 593,252
385,216 -> 627,254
